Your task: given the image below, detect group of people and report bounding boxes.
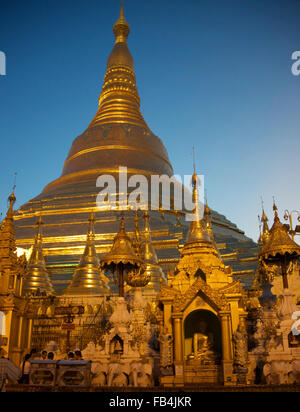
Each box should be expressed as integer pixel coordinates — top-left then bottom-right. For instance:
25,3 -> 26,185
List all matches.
18,349 -> 84,385
0,347 -> 86,390
19,349 -> 55,384
67,350 -> 83,361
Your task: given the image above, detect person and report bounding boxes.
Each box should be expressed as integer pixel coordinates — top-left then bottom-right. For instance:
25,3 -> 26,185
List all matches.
0,349 -> 21,392
19,354 -> 31,384
40,350 -> 47,360
67,351 -> 74,360
74,350 -> 83,361
47,352 -> 54,360
29,348 -> 37,359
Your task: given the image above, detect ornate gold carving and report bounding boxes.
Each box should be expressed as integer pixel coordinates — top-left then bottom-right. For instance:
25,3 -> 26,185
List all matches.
173,277 -> 229,313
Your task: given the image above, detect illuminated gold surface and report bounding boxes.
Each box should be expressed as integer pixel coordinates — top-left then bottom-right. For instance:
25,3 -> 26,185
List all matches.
63,145 -> 173,171
64,213 -> 110,295
22,216 -> 55,295
100,213 -> 142,268
138,211 -> 167,295
260,203 -> 300,260
186,171 -> 211,244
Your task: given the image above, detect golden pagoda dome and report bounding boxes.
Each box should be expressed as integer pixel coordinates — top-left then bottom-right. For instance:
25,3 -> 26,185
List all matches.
40,3 -> 173,199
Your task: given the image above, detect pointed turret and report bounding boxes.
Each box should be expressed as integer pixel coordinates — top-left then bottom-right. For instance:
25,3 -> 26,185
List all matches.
261,209 -> 270,245
186,170 -> 211,245
173,169 -> 231,290
64,212 -> 110,295
139,211 -> 166,297
0,191 -> 19,293
132,210 -> 142,257
22,216 -> 54,295
260,202 -> 300,261
260,202 -> 300,290
0,191 -> 17,271
204,199 -> 222,257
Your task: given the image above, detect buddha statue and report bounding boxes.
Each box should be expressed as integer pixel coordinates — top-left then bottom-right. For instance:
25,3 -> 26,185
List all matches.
191,320 -> 217,363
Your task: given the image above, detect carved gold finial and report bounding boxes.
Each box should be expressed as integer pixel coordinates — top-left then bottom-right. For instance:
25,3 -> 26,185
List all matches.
260,199 -> 270,245
113,0 -> 130,44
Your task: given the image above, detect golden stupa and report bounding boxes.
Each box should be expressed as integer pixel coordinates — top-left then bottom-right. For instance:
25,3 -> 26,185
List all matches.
13,4 -> 258,295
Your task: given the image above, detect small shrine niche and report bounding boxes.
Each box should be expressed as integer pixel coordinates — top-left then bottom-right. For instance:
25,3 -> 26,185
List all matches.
184,310 -> 222,364
110,335 -> 124,355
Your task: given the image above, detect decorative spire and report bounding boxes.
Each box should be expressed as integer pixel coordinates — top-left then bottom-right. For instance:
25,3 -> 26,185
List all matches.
6,190 -> 16,219
0,190 -> 18,292
204,198 -> 217,246
261,208 -> 270,245
273,199 -> 280,222
132,210 -> 142,257
141,211 -> 159,265
186,168 -> 210,244
260,202 -> 300,261
113,1 -> 130,44
64,212 -> 109,295
134,210 -> 164,292
22,215 -> 55,295
260,201 -> 300,290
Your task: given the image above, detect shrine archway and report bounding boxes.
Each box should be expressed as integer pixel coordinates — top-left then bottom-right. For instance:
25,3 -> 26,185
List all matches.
184,310 -> 222,361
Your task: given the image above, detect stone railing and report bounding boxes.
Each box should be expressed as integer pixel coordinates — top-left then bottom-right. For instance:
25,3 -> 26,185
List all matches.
29,360 -> 91,387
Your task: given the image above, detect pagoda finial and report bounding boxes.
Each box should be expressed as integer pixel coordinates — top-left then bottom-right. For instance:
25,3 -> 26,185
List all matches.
273,197 -> 279,222
120,210 -> 126,233
6,174 -> 17,218
186,167 -> 210,244
113,0 -> 130,44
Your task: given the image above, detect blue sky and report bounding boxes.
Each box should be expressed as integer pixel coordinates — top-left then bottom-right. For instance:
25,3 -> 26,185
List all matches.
0,0 -> 300,242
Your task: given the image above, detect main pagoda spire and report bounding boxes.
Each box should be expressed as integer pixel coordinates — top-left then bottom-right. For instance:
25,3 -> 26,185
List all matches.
89,2 -> 147,130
